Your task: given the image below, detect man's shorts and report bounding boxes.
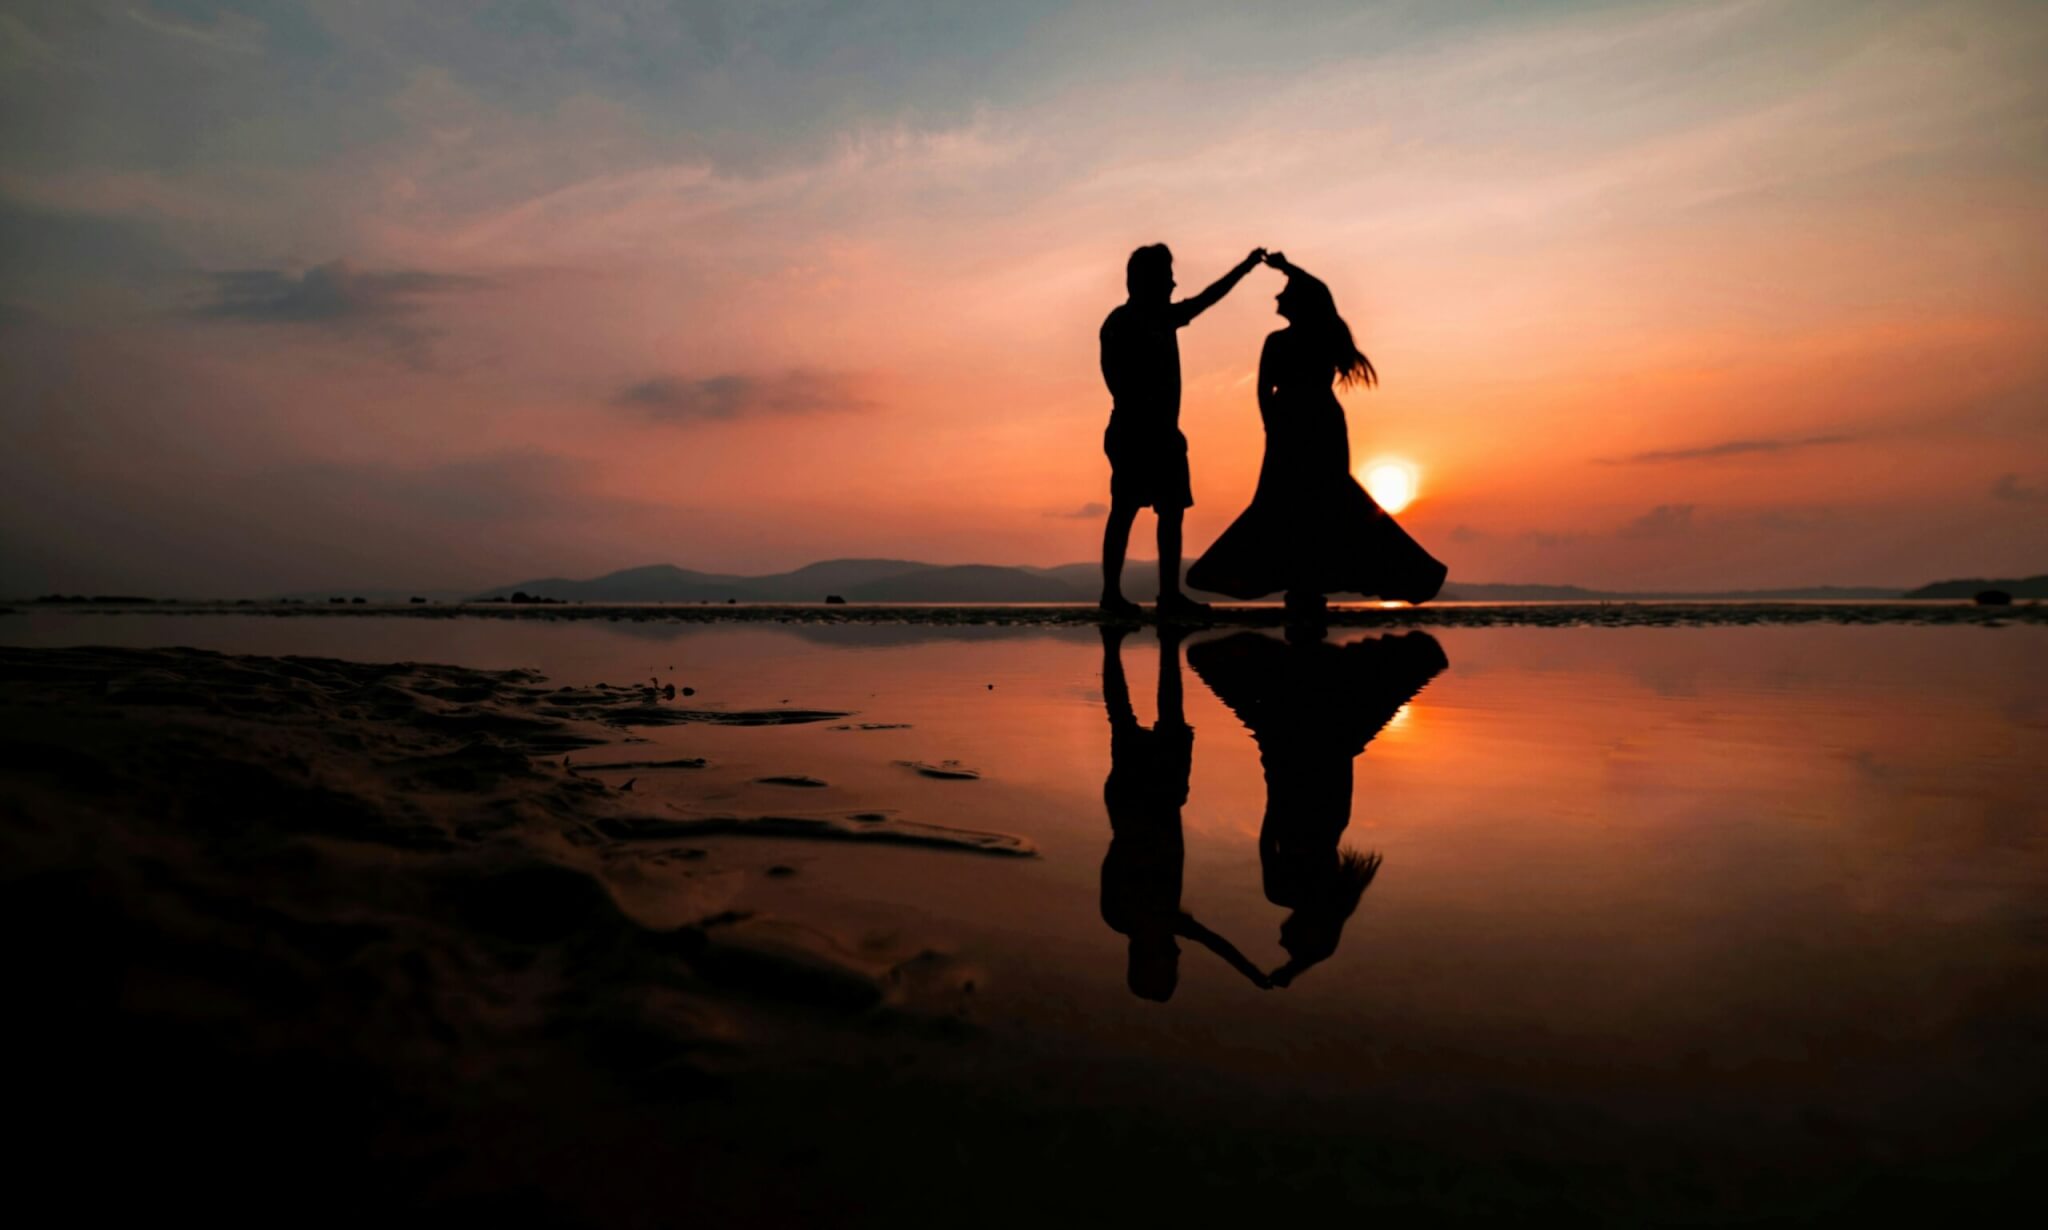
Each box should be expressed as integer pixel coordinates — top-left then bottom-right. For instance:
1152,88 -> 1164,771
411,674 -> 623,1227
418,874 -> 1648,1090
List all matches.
1105,421 -> 1194,511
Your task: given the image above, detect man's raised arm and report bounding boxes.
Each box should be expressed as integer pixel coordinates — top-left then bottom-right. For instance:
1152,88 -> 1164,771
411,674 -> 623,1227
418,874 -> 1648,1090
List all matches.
1170,248 -> 1267,326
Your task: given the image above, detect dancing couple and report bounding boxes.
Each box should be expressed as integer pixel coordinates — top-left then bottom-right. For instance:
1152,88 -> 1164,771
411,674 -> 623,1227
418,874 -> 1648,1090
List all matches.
1099,245 -> 1446,619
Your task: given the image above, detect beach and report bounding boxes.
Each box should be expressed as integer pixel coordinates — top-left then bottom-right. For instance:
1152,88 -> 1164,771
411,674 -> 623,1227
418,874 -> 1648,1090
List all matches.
21,597 -> 2045,628
11,0 -> 2047,1220
4,608 -> 2045,1223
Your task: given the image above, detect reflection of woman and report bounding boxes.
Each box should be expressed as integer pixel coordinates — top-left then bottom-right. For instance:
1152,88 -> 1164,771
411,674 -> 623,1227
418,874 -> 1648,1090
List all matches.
1100,626 -> 1269,1001
1188,628 -> 1448,985
1186,253 -> 1446,619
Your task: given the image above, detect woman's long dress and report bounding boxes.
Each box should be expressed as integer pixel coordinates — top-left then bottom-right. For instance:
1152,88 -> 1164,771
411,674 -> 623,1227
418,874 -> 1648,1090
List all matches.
1187,629 -> 1448,974
1187,329 -> 1446,604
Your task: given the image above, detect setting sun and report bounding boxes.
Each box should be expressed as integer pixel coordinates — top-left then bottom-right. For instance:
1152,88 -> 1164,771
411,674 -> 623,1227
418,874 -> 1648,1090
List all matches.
1361,459 -> 1419,514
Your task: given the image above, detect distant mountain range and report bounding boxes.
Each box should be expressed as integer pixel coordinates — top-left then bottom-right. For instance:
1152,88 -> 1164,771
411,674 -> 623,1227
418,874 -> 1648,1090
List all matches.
455,560 -> 2012,604
469,560 -> 1082,603
1434,582 -> 1904,601
1900,574 -> 2048,599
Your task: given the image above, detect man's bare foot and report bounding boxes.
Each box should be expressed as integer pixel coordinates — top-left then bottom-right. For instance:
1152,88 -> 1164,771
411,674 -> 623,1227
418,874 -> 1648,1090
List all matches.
1153,593 -> 1213,619
1098,594 -> 1143,618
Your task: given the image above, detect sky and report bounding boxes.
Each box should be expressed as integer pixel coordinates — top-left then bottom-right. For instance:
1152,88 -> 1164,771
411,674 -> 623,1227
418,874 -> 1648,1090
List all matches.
2,0 -> 2045,595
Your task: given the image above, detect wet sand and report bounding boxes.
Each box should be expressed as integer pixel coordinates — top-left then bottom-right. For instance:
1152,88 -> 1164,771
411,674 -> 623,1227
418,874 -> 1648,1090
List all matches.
1,646 -> 1021,1224
20,598 -> 2046,628
4,634 -> 2042,1224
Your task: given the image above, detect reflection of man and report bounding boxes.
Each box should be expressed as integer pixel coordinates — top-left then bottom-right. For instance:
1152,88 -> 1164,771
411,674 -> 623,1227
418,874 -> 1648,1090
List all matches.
1098,244 -> 1267,617
1100,626 -> 1267,1001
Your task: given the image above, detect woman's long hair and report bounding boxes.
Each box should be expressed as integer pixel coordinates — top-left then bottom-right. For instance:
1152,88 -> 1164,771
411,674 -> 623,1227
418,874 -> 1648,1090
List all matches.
1287,273 -> 1378,389
1272,847 -> 1382,985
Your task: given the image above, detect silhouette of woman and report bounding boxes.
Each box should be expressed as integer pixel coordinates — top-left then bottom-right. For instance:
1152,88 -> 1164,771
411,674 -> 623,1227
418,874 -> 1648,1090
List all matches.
1186,253 -> 1446,619
1099,625 -> 1270,1000
1188,627 -> 1448,986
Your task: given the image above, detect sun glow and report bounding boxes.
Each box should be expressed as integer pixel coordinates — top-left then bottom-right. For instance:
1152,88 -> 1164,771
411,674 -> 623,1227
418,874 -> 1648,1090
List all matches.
1361,459 -> 1419,514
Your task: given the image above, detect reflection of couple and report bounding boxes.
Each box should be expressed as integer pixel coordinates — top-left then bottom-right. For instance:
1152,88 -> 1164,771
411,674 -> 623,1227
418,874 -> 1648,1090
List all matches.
1099,246 -> 1447,619
1098,624 -> 1449,1001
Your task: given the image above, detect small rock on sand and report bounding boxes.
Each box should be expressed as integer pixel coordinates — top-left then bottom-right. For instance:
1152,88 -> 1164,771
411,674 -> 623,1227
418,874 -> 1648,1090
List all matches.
896,760 -> 980,781
572,756 -> 708,771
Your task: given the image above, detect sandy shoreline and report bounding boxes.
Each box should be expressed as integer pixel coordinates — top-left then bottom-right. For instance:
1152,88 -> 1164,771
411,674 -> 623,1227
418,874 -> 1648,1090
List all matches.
1,645 -> 1028,1223
11,598 -> 2043,628
5,641 -> 2039,1223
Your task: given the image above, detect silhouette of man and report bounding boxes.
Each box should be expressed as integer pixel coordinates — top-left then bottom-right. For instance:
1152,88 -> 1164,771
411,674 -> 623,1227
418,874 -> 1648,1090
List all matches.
1100,244 -> 1267,617
1100,625 -> 1269,1001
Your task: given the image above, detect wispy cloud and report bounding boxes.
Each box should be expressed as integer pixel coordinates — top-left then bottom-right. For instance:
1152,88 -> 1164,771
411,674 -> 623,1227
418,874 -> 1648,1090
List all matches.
193,259 -> 485,363
1602,434 -> 1855,465
612,369 -> 875,423
1992,473 -> 2047,504
1620,504 -> 1697,539
197,260 -> 481,324
123,6 -> 265,56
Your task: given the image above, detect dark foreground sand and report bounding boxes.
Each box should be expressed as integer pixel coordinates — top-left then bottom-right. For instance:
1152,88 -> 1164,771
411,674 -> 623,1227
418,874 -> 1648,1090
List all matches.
5,645 -> 2038,1225
2,646 -> 1027,1226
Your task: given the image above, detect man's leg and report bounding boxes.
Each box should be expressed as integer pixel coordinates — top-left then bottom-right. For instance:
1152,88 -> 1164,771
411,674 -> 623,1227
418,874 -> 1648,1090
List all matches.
1155,508 -> 1212,616
1100,499 -> 1142,613
1157,506 -> 1183,599
1156,622 -> 1185,729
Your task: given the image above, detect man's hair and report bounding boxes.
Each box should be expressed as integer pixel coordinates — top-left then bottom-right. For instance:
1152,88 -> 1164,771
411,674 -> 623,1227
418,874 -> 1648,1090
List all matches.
1126,243 -> 1173,294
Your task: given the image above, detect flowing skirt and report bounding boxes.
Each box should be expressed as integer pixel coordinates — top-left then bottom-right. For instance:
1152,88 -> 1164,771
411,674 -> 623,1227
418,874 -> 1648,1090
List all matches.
1188,458 -> 1447,604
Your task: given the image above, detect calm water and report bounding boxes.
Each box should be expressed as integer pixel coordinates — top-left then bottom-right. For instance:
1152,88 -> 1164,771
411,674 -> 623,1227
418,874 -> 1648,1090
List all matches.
8,610 -> 2046,1207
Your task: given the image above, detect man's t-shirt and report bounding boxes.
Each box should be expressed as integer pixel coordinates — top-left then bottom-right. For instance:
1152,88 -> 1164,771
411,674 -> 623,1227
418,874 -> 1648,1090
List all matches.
1100,717 -> 1193,937
1100,300 -> 1197,438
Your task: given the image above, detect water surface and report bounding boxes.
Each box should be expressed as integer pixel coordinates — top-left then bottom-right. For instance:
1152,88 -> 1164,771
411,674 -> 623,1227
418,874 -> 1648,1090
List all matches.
8,610 -> 2044,1214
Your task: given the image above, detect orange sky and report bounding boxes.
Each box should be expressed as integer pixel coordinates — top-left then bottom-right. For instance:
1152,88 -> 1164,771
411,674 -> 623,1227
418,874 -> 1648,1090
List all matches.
2,0 -> 2045,593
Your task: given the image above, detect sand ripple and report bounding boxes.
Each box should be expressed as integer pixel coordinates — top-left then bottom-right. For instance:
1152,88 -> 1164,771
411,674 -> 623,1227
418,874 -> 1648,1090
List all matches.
0,645 -> 1004,1217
